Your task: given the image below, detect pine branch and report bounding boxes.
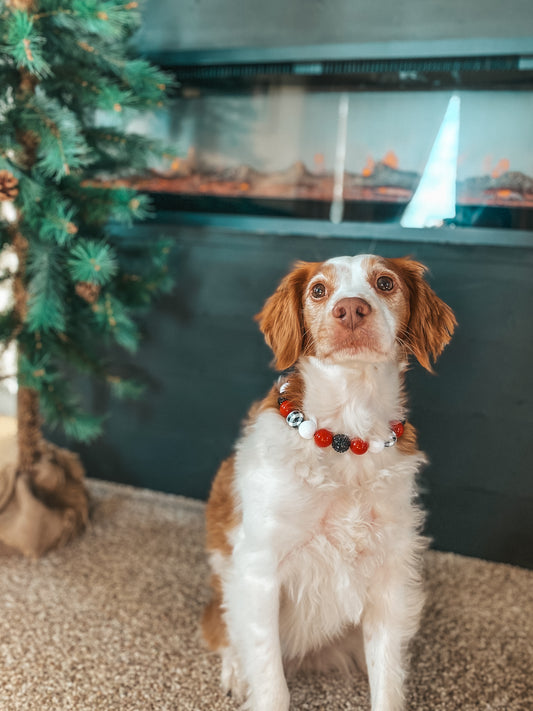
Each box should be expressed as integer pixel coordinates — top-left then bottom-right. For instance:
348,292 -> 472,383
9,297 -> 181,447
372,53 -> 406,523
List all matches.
40,382 -> 105,442
18,349 -> 104,442
26,240 -> 67,332
83,128 -> 166,174
18,93 -> 92,180
23,190 -> 78,245
91,291 -> 139,352
66,182 -> 152,225
4,10 -> 51,78
33,0 -> 141,39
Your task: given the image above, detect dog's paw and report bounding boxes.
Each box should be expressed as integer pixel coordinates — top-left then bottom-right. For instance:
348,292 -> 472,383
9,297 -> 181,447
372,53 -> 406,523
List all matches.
240,683 -> 290,711
221,647 -> 247,703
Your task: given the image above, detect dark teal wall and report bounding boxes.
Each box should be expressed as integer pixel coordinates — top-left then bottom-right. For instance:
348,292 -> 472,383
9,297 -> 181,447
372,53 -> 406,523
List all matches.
137,0 -> 533,56
75,224 -> 533,568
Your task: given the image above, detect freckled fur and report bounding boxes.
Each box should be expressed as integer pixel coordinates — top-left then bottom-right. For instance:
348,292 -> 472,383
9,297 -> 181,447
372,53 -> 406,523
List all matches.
202,254 -> 455,711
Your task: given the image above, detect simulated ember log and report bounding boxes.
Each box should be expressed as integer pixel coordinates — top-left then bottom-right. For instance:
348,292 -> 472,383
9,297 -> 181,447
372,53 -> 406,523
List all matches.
110,158 -> 422,203
127,159 -> 533,209
457,171 -> 533,205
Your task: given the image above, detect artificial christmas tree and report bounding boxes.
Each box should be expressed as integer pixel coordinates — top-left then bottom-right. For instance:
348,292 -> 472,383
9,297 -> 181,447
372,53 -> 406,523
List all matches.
0,0 -> 173,556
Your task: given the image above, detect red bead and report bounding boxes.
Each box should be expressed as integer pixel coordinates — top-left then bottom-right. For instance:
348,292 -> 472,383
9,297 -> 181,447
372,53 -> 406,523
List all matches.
391,421 -> 405,438
350,438 -> 369,455
314,428 -> 333,447
279,400 -> 294,417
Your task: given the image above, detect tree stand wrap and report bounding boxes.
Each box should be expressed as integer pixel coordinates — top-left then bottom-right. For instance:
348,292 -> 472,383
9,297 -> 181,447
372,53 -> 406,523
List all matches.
0,438 -> 88,558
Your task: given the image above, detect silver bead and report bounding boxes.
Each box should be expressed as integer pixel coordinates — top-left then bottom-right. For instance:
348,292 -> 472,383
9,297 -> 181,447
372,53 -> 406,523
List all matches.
384,431 -> 398,448
286,410 -> 304,428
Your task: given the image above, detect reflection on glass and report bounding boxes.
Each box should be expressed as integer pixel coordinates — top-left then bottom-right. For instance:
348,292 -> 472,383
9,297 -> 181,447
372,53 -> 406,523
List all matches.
401,95 -> 460,228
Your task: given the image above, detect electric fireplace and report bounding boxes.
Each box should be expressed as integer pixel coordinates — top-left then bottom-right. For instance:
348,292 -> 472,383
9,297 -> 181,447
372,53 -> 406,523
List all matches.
122,52 -> 533,240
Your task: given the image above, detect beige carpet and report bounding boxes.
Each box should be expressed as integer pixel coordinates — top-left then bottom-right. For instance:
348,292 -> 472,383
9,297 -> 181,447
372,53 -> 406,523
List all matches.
0,479 -> 531,711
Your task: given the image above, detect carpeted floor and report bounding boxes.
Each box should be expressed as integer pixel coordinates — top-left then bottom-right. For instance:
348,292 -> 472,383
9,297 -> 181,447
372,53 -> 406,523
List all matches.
0,479 -> 531,711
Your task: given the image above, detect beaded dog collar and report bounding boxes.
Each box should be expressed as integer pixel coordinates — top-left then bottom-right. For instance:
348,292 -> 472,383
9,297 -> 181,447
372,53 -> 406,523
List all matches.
277,382 -> 405,455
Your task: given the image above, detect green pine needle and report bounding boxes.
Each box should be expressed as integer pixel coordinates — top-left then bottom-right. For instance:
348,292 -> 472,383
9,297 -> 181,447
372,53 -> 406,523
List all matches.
108,375 -> 145,400
68,240 -> 118,285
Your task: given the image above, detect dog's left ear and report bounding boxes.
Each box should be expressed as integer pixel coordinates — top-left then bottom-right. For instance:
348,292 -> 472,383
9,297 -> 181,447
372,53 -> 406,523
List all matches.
255,261 -> 319,371
388,258 -> 457,373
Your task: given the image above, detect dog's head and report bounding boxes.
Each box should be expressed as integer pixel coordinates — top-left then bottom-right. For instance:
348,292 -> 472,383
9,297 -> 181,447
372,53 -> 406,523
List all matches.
255,254 -> 456,372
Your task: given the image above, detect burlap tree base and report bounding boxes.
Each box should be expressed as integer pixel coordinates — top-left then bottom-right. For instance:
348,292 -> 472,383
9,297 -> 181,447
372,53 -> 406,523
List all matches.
0,439 -> 88,558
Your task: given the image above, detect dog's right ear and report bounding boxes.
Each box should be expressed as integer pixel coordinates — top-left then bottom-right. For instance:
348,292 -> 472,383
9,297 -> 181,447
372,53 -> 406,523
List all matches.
255,261 -> 320,371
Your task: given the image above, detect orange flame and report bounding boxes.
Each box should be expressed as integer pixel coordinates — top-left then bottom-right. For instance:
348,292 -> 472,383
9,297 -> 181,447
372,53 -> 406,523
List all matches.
492,158 -> 510,179
362,156 -> 375,177
382,151 -> 399,170
314,153 -> 325,170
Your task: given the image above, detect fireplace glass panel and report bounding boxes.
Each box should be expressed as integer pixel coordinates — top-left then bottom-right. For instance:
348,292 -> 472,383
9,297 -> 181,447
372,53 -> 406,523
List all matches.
127,77 -> 533,232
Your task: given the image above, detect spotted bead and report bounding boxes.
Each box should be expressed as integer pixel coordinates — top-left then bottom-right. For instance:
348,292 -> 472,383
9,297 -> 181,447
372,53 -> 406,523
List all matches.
332,434 -> 351,453
286,410 -> 304,428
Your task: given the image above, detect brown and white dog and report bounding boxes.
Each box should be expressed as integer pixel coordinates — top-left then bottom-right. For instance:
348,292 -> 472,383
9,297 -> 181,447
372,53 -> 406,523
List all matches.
202,254 -> 456,711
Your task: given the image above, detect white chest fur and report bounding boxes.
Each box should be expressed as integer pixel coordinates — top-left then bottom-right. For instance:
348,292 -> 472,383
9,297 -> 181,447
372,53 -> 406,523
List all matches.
234,404 -> 424,664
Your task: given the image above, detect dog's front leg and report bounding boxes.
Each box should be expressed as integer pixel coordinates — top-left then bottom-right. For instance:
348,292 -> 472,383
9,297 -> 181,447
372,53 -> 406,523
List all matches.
363,617 -> 405,711
362,576 -> 421,711
226,544 -> 289,711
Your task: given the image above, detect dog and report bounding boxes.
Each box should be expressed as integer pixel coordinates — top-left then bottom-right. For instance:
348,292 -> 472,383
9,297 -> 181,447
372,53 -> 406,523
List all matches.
202,254 -> 456,711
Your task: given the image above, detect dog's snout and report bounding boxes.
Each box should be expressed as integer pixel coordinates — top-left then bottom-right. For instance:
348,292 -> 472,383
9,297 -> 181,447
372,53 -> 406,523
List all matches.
332,297 -> 372,329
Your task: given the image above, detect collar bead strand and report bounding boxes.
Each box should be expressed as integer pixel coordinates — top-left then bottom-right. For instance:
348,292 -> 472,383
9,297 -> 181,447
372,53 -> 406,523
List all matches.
278,396 -> 404,455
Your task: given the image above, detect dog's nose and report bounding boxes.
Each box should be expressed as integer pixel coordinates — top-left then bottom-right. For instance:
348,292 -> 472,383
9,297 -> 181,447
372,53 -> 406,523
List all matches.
332,297 -> 372,329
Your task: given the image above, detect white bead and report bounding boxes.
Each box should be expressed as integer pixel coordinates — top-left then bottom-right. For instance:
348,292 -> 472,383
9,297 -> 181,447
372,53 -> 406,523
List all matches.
279,382 -> 290,393
369,439 -> 385,453
298,420 -> 317,439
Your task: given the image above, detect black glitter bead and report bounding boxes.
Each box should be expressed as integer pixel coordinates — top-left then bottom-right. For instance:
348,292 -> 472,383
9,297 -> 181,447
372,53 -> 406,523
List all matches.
278,396 -> 288,406
332,434 -> 351,453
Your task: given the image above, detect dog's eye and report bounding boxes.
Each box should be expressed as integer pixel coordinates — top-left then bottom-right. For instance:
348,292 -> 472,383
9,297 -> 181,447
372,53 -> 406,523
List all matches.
376,275 -> 394,292
311,283 -> 326,299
